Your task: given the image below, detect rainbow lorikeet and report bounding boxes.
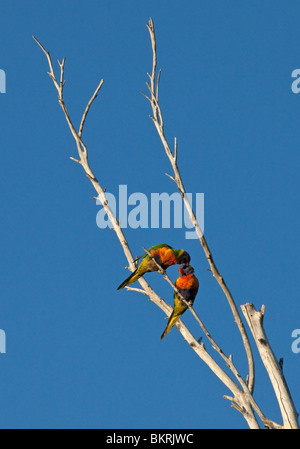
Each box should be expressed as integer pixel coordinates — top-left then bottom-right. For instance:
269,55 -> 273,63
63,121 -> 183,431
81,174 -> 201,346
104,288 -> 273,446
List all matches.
161,264 -> 199,340
117,244 -> 190,290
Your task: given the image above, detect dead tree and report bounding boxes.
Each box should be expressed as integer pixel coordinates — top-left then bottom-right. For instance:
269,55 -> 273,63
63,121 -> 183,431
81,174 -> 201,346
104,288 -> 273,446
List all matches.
33,18 -> 299,429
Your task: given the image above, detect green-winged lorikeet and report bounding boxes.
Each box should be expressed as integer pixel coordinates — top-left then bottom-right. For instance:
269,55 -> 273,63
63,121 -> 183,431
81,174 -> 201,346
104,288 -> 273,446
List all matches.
161,264 -> 199,340
117,244 -> 190,290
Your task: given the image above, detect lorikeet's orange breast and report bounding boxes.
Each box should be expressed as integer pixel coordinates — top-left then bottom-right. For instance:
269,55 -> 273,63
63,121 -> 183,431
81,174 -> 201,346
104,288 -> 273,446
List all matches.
176,273 -> 199,291
151,247 -> 177,269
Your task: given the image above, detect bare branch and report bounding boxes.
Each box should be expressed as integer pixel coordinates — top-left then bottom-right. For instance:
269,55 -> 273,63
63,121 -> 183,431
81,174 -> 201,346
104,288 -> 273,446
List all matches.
241,303 -> 299,429
140,248 -> 276,428
140,90 -> 152,103
144,18 -> 255,395
58,57 -> 66,93
70,157 -> 82,165
165,173 -> 176,182
174,137 -> 178,165
125,287 -> 149,296
32,35 -> 60,94
156,68 -> 161,101
78,79 -> 104,138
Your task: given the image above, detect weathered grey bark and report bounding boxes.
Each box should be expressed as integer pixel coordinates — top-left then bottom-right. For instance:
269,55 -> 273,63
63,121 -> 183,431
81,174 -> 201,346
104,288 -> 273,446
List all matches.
241,303 -> 299,429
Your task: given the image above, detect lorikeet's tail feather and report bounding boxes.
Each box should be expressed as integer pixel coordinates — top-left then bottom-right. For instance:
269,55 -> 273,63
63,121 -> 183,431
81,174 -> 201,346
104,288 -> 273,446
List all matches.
117,269 -> 141,290
160,312 -> 180,340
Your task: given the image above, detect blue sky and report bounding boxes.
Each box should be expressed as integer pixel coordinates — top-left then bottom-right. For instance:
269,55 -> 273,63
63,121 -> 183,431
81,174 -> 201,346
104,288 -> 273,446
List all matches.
1,0 -> 300,429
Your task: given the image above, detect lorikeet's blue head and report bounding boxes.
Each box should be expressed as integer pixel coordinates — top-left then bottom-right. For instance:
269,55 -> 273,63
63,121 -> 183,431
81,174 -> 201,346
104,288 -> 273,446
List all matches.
178,264 -> 194,276
177,250 -> 191,265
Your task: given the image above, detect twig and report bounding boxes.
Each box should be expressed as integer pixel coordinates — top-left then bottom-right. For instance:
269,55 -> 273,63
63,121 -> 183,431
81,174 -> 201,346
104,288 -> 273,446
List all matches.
125,287 -> 148,296
79,79 -> 104,138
